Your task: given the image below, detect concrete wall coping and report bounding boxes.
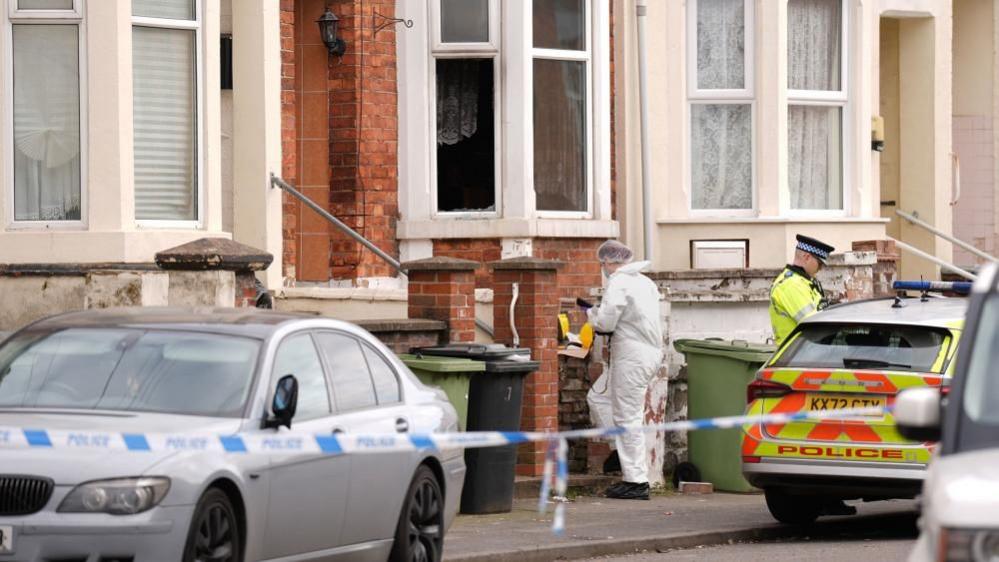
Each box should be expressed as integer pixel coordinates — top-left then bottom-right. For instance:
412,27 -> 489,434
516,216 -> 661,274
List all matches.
354,318 -> 447,333
489,257 -> 565,271
402,256 -> 480,272
649,268 -> 781,281
0,263 -> 161,276
277,286 -> 408,302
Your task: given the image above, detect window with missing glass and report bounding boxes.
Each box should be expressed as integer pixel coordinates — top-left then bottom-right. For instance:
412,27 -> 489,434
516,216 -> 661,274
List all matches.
787,0 -> 845,211
687,0 -> 754,213
131,0 -> 200,223
532,0 -> 590,214
9,4 -> 84,224
432,0 -> 498,214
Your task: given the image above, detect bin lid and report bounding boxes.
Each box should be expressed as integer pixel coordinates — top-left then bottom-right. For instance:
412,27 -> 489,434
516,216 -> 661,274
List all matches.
673,338 -> 776,363
411,344 -> 532,361
398,354 -> 487,373
483,360 -> 541,374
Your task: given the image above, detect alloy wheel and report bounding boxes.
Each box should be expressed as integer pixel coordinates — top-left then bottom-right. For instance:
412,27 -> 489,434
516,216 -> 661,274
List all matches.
407,477 -> 443,562
192,502 -> 236,562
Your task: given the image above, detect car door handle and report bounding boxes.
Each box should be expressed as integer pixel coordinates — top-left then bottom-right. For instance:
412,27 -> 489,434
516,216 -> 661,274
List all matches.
395,418 -> 409,433
332,427 -> 345,435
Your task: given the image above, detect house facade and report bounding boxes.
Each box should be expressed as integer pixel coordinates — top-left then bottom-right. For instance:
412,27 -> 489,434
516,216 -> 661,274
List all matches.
614,0 -> 954,282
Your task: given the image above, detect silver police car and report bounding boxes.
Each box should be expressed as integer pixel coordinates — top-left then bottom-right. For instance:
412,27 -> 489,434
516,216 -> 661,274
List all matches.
0,308 -> 464,561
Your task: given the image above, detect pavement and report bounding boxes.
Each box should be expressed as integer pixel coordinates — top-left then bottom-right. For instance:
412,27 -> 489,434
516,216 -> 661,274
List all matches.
442,492 -> 920,562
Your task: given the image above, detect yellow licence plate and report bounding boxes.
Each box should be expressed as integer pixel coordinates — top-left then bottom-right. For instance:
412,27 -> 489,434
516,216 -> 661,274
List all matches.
806,393 -> 885,417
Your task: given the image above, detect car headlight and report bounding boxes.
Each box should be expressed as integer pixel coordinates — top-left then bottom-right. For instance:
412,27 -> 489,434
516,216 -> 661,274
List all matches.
940,528 -> 999,562
58,477 -> 170,515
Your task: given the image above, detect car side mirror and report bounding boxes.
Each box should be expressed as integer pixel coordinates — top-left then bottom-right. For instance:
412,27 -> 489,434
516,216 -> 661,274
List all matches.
264,375 -> 298,430
895,387 -> 943,442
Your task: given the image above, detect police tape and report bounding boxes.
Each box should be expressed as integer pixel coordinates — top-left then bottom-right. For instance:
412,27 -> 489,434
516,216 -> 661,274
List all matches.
0,406 -> 885,456
0,406 -> 887,535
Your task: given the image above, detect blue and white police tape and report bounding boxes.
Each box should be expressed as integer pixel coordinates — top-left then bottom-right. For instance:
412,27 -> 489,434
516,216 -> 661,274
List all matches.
0,406 -> 888,535
0,406 -> 885,456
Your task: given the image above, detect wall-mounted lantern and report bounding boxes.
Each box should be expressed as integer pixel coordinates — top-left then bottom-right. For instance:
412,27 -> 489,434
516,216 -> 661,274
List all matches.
317,7 -> 346,57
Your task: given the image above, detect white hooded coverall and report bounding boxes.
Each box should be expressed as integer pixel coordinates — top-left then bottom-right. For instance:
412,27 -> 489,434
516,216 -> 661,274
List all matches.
586,261 -> 664,484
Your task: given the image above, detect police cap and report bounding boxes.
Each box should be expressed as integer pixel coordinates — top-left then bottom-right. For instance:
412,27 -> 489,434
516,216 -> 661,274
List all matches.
795,235 -> 835,264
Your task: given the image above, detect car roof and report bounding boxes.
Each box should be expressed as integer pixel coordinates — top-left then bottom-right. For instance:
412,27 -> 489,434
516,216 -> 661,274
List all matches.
799,296 -> 967,330
21,307 -> 323,339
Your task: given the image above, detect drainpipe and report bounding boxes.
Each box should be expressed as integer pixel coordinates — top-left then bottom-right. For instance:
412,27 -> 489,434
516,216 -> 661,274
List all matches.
636,0 -> 654,261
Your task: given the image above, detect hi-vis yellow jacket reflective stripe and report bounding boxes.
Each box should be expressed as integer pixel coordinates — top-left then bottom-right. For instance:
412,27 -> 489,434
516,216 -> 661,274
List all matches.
769,266 -> 823,345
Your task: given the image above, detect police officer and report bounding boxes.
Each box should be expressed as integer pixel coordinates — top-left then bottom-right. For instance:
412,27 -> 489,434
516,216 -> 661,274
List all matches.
769,235 -> 835,345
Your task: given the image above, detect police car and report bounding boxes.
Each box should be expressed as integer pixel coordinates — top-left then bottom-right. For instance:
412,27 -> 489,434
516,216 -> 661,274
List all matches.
742,283 -> 967,524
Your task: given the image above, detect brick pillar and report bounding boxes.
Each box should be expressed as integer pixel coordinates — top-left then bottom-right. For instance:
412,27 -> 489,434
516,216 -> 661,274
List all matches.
404,257 -> 478,344
490,257 -> 563,476
853,240 -> 900,297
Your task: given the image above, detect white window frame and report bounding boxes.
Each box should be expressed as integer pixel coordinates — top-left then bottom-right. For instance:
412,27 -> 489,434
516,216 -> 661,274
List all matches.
8,0 -> 82,19
685,0 -> 756,218
132,0 -> 204,229
785,0 -> 849,218
532,0 -> 593,219
429,0 -> 502,219
3,0 -> 87,230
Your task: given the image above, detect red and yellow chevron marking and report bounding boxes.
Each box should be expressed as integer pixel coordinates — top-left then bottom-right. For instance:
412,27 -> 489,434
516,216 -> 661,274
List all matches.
742,367 -> 948,464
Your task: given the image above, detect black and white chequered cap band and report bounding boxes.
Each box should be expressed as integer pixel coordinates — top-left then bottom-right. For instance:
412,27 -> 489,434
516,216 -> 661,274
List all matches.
797,241 -> 830,260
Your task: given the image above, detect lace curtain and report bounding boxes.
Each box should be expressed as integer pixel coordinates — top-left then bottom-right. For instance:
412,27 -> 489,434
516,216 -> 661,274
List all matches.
696,0 -> 744,90
437,60 -> 480,146
788,0 -> 842,209
691,0 -> 751,210
12,25 -> 81,221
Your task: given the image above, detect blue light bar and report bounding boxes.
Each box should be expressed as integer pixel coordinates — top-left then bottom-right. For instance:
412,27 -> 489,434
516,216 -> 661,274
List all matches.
892,280 -> 972,295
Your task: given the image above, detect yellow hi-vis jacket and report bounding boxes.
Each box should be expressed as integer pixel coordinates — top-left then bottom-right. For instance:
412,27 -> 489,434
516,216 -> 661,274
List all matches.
769,265 -> 825,345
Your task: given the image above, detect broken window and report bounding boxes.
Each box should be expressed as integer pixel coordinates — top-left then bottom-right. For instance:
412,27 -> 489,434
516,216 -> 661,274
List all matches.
436,58 -> 496,213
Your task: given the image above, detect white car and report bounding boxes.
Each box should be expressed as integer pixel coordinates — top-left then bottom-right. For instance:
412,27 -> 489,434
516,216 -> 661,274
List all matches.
0,308 -> 465,562
897,265 -> 999,562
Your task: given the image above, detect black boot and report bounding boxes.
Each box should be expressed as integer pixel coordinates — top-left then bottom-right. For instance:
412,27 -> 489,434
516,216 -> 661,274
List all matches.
606,481 -> 650,500
602,450 -> 621,474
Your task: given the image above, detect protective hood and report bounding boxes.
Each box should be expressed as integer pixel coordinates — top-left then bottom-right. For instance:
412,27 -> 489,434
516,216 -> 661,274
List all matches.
611,261 -> 652,277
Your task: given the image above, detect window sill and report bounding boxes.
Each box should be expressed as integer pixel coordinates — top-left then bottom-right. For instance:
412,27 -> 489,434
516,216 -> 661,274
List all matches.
397,217 -> 619,240
656,216 -> 890,225
0,229 -> 231,263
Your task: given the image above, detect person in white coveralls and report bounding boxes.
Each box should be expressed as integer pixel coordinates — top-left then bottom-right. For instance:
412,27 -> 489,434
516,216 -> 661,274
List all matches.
583,240 -> 664,500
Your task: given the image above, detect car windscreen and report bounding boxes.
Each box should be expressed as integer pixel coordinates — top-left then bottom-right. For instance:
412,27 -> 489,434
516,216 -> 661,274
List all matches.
959,294 -> 999,450
770,323 -> 950,373
0,328 -> 261,417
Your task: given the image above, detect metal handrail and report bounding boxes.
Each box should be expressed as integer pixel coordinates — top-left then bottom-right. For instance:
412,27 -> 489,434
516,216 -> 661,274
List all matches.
271,174 -> 404,274
270,174 -> 496,337
888,237 -> 977,281
896,209 -> 997,264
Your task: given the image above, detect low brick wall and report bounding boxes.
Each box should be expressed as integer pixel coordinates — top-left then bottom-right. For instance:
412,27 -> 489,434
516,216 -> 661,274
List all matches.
354,319 -> 447,354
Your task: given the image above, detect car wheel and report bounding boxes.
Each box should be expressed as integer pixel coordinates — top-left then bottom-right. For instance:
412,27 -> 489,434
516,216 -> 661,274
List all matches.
764,489 -> 821,525
182,488 -> 242,562
390,465 -> 445,562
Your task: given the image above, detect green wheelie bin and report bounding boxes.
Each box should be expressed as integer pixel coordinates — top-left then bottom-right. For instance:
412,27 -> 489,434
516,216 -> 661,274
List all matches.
398,353 -> 486,431
673,338 -> 776,493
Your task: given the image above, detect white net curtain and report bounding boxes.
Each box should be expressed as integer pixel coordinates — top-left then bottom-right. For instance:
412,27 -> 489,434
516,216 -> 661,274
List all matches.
12,24 -> 81,222
690,0 -> 752,211
787,0 -> 843,210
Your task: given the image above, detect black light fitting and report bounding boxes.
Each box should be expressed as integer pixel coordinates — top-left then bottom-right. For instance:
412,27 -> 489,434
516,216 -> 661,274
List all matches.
317,6 -> 346,57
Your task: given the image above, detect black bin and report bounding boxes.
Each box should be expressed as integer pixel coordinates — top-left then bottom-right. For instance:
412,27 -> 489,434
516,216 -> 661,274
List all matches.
411,344 -> 540,514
